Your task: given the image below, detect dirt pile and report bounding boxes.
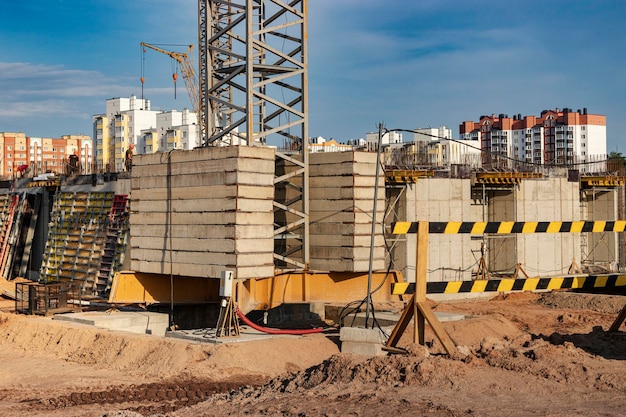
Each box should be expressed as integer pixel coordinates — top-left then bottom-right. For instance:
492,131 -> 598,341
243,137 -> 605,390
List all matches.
0,291 -> 624,417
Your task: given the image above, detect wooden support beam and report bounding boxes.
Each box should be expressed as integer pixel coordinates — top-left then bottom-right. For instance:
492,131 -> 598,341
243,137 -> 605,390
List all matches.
386,221 -> 457,356
414,221 -> 427,344
608,304 -> 626,333
416,301 -> 457,355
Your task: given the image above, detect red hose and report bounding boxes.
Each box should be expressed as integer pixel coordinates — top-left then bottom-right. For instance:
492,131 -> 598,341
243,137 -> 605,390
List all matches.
235,307 -> 324,335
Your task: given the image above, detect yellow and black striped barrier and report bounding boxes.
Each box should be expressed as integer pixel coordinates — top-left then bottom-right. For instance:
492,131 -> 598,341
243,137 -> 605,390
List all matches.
390,221 -> 626,235
392,274 -> 626,295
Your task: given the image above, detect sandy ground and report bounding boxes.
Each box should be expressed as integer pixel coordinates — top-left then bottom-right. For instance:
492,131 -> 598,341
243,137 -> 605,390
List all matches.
0,291 -> 624,417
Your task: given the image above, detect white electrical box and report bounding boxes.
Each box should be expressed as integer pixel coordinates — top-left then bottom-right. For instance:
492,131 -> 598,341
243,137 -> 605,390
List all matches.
220,270 -> 234,297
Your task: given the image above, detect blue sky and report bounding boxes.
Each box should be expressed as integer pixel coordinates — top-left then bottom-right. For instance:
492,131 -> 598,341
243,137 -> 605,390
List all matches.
1,0 -> 625,152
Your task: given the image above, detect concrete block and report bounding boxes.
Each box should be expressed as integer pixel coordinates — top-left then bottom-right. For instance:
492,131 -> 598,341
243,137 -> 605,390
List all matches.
131,259 -> 275,279
339,326 -> 387,356
310,199 -> 386,214
133,157 -> 275,178
340,326 -> 387,343
310,246 -> 385,260
135,145 -> 275,166
308,258 -> 385,272
131,236 -> 233,253
131,185 -> 274,203
309,151 -> 376,165
54,311 -> 170,337
132,171 -> 273,190
131,224 -> 274,240
340,341 -> 386,356
309,176 -> 381,188
308,186 -> 378,200
309,162 -> 377,177
131,248 -> 274,267
309,234 -> 385,248
310,222 -> 375,236
131,211 -> 273,226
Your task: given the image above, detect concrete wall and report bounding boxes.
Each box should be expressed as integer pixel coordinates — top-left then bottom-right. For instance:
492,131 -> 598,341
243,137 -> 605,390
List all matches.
130,146 -> 275,279
515,178 -> 581,275
391,176 -> 617,283
392,178 -> 480,282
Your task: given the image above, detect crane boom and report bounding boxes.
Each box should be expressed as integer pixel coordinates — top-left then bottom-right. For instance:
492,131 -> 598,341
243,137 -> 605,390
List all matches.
140,42 -> 205,143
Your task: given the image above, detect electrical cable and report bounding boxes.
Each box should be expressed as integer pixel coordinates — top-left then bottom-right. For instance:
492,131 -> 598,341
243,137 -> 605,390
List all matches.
235,306 -> 323,335
160,149 -> 177,329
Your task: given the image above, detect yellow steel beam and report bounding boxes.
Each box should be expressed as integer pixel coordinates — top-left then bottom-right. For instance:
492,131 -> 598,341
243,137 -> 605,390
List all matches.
474,171 -> 543,185
109,270 -> 404,314
385,170 -> 433,184
581,176 -> 626,188
240,270 -> 403,312
108,271 -> 220,304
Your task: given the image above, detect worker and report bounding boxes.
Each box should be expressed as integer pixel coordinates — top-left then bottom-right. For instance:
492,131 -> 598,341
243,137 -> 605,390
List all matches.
68,150 -> 79,175
125,144 -> 135,172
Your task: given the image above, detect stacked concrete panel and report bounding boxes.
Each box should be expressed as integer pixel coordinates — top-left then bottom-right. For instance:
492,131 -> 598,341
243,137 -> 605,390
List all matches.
309,151 -> 386,272
130,146 -> 275,279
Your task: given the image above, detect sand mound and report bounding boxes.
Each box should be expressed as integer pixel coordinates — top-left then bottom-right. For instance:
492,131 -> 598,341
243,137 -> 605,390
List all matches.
0,291 -> 624,417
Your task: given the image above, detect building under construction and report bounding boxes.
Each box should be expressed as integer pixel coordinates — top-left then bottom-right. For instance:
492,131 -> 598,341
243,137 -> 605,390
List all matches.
2,151 -> 625,327
2,1 -> 625,333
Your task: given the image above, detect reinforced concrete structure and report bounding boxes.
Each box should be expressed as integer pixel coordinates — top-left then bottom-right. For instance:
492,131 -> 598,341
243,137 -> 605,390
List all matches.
387,173 -> 623,285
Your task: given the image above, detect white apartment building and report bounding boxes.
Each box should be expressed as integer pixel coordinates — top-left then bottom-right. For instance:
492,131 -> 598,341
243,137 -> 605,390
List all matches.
142,109 -> 200,154
93,95 -> 159,171
365,130 -> 403,150
427,139 -> 482,168
459,108 -> 607,172
93,96 -> 200,171
413,126 -> 452,142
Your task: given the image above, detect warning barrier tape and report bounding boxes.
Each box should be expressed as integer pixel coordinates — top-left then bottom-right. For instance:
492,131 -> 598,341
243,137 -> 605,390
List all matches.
390,221 -> 626,235
391,274 -> 626,295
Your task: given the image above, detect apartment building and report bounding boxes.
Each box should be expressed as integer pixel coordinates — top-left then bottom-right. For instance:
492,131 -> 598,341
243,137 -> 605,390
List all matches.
0,132 -> 28,178
141,109 -> 200,154
94,96 -> 201,170
459,108 -> 607,172
93,95 -> 159,172
0,132 -> 93,178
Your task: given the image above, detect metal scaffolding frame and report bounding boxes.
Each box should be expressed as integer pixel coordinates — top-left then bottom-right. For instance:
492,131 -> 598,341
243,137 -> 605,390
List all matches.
199,0 -> 309,270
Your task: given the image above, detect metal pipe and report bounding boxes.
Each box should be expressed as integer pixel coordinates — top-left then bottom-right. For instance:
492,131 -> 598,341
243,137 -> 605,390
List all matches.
365,123 -> 383,328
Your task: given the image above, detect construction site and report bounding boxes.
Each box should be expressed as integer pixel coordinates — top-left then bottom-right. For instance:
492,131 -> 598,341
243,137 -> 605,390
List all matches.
0,1 -> 625,416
